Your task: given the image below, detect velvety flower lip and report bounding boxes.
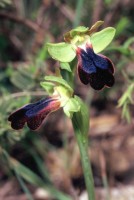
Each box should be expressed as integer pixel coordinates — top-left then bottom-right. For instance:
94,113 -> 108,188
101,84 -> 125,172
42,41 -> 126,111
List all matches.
8,96 -> 61,130
76,43 -> 115,90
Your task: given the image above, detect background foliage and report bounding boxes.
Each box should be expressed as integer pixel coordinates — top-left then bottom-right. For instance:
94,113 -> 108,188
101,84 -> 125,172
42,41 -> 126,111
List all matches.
0,0 -> 134,199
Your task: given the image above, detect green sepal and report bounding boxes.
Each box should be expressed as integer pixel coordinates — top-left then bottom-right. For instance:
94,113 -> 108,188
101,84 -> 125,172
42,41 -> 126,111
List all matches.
72,96 -> 89,136
47,42 -> 76,62
40,81 -> 54,95
63,96 -> 80,118
44,76 -> 73,94
91,27 -> 116,53
64,26 -> 89,42
60,62 -> 72,72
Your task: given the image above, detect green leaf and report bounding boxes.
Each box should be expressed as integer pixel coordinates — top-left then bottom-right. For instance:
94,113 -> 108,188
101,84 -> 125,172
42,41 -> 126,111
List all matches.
63,97 -> 80,118
10,71 -> 34,90
2,150 -> 72,200
115,17 -> 129,38
60,62 -> 72,72
44,76 -> 73,93
106,46 -> 131,56
122,103 -> 131,123
118,83 -> 134,107
0,0 -> 11,7
36,43 -> 48,62
12,160 -> 72,200
15,171 -> 34,200
118,83 -> 134,123
124,37 -> 134,48
90,27 -> 116,53
47,42 -> 76,62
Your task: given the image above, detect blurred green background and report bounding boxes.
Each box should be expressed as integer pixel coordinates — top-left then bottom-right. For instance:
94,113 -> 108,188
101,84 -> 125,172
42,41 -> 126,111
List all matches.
0,0 -> 134,200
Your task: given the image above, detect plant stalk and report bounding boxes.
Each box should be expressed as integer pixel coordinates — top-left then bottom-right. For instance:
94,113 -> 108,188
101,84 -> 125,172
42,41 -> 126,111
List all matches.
72,113 -> 95,200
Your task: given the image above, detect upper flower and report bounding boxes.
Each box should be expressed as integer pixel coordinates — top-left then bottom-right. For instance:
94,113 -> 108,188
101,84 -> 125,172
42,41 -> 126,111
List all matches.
47,22 -> 116,90
76,43 -> 115,90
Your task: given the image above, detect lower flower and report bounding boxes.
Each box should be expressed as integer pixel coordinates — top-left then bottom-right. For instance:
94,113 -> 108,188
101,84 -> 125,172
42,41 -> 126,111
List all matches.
8,96 -> 61,130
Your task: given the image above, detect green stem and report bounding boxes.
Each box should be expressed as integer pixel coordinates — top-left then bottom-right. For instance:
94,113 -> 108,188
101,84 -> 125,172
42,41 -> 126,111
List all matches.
72,108 -> 95,200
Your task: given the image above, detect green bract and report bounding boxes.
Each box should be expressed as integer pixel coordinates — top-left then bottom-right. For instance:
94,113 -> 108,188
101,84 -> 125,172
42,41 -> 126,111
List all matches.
72,96 -> 89,136
41,76 -> 82,118
63,97 -> 80,118
40,82 -> 54,95
60,62 -> 72,72
91,27 -> 116,53
44,76 -> 73,94
47,42 -> 76,62
41,75 -> 73,102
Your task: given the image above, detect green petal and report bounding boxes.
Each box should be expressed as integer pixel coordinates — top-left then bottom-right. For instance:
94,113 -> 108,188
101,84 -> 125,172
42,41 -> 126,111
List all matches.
47,42 -> 76,62
90,27 -> 116,53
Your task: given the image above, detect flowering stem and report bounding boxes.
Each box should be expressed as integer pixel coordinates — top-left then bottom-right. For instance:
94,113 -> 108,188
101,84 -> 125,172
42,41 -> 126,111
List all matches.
72,98 -> 95,200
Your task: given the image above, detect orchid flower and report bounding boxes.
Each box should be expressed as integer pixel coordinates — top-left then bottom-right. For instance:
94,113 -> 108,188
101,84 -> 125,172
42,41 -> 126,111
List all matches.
8,96 -> 61,130
47,22 -> 116,91
8,77 -> 80,130
76,43 -> 114,90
